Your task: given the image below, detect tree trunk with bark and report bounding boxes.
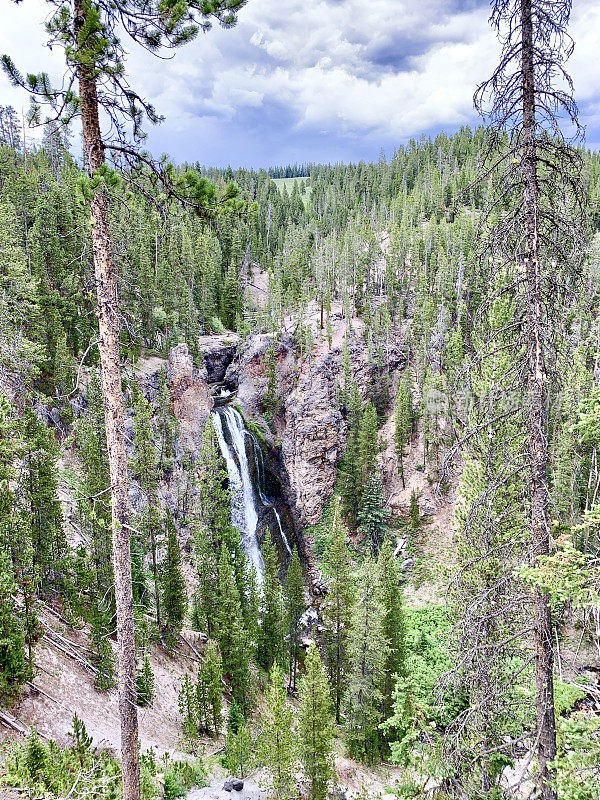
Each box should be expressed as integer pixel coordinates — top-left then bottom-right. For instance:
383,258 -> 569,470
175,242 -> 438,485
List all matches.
73,2 -> 140,798
520,1 -> 557,797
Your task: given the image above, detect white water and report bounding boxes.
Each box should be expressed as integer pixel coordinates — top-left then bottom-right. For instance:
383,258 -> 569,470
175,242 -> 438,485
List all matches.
212,408 -> 264,581
247,429 -> 293,557
212,405 -> 294,579
272,507 -> 292,556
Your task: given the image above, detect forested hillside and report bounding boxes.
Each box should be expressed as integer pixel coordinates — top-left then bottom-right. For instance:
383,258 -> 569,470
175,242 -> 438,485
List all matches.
1,110 -> 600,798
2,1 -> 600,795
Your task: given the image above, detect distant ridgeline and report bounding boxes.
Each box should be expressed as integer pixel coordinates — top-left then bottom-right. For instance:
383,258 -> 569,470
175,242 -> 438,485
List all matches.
1,118 -> 600,387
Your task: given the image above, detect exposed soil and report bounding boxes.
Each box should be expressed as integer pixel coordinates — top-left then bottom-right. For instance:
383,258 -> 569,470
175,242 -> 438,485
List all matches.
1,612 -> 208,761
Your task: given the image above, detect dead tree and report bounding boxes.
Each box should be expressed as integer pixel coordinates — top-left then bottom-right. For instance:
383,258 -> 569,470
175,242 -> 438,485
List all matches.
443,2 -> 586,798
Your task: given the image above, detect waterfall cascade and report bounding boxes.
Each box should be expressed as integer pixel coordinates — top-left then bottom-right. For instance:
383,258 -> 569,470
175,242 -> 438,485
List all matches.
247,427 -> 293,557
211,405 -> 292,581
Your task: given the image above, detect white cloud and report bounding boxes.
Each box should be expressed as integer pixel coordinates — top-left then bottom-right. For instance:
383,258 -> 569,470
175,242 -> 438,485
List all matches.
0,0 -> 599,158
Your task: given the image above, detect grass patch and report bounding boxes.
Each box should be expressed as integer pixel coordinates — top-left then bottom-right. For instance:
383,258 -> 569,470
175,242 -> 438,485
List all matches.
272,177 -> 312,207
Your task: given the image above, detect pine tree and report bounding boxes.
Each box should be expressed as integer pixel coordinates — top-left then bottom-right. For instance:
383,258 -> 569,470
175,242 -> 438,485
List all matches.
68,713 -> 94,767
257,533 -> 285,673
21,408 -> 65,595
157,368 -> 178,472
297,643 -> 335,800
243,562 -> 260,664
394,377 -> 413,488
344,558 -> 387,764
339,338 -> 353,410
24,730 -> 48,786
53,329 -> 74,396
359,400 -> 379,479
226,698 -> 254,777
0,202 -> 44,390
3,2 -> 247,794
197,639 -> 223,736
284,548 -> 304,692
258,662 -> 296,800
162,511 -> 187,648
421,368 -> 446,473
445,271 -> 531,793
178,672 -> 199,752
445,325 -> 464,376
222,260 -> 240,330
377,539 -> 407,737
262,341 -> 280,420
131,380 -> 162,627
474,5 -> 586,782
228,698 -> 245,734
322,498 -> 355,724
10,519 -> 41,671
215,545 -> 251,712
90,604 -> 116,691
136,654 -> 155,707
194,417 -> 238,636
76,370 -> 113,601
0,550 -> 27,702
358,473 -> 387,557
339,382 -> 363,527
226,721 -> 254,778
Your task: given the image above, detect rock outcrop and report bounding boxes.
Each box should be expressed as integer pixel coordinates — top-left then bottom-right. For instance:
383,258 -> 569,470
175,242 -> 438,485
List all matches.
167,343 -> 213,451
280,331 -> 403,525
225,333 -> 296,417
224,319 -> 405,527
281,352 -> 345,525
198,334 -> 239,383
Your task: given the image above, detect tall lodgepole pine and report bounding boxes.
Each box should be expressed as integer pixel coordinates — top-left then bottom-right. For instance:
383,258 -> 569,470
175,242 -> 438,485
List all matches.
73,4 -> 139,795
520,0 -> 555,792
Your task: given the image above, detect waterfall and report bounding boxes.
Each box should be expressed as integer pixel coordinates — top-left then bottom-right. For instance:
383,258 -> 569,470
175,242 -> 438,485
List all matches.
272,506 -> 293,557
246,427 -> 293,557
212,405 -> 293,577
212,407 -> 264,581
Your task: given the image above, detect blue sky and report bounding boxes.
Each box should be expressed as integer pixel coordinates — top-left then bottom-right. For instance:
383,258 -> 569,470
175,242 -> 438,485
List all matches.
1,0 -> 599,168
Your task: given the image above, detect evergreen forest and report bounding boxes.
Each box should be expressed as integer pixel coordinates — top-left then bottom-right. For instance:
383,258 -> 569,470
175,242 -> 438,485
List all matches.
0,1 -> 600,799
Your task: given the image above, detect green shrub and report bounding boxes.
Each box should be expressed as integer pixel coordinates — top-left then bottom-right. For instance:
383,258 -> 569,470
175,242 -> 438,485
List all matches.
404,604 -> 468,725
209,316 -> 227,335
163,771 -> 186,799
554,680 -> 587,716
170,759 -> 208,789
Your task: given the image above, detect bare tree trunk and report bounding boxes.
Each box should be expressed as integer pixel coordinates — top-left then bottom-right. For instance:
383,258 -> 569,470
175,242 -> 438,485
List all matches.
521,1 -> 557,796
74,2 -> 140,797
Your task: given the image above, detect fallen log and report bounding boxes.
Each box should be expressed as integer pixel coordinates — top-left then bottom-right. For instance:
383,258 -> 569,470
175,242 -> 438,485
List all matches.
26,682 -> 70,711
0,709 -> 29,735
42,631 -> 97,675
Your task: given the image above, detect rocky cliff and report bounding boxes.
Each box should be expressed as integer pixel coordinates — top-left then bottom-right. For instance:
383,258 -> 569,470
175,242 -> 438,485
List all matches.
222,305 -> 405,527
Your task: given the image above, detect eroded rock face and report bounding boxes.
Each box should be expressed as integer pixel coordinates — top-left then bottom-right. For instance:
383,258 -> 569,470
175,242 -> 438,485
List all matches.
281,353 -> 345,526
167,343 -> 213,451
198,334 -> 240,383
226,326 -> 404,527
225,333 -> 296,417
200,315 -> 406,529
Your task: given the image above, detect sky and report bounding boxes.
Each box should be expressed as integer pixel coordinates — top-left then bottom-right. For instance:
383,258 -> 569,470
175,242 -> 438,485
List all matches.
0,0 -> 599,169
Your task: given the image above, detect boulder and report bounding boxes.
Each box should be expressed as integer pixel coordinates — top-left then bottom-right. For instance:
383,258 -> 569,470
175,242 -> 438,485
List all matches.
223,778 -> 244,792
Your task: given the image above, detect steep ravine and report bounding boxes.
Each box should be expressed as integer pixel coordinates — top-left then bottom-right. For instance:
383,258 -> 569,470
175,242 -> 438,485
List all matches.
0,315 -> 460,800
